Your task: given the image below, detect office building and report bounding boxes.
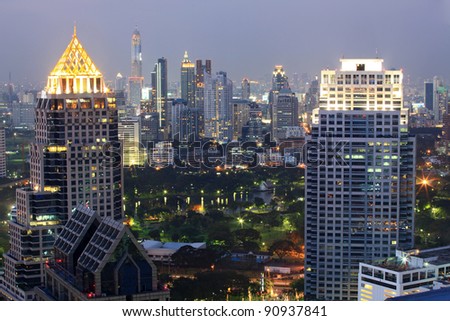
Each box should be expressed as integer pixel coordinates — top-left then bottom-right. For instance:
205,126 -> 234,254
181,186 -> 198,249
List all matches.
11,103 -> 35,129
242,103 -> 264,143
115,73 -> 126,91
119,116 -> 145,166
35,205 -> 169,301
232,99 -> 251,141
358,246 -> 450,301
0,127 -> 5,177
129,28 -> 144,112
424,77 -> 448,124
140,112 -> 160,149
242,78 -> 250,100
0,28 -> 123,300
269,65 -> 289,105
271,88 -> 299,140
305,58 -> 415,300
181,51 -> 196,107
171,99 -> 199,142
151,57 -> 168,139
215,71 -> 233,143
195,59 -> 212,138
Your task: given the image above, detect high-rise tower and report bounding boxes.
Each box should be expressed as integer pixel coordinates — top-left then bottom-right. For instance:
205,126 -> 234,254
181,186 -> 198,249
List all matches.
129,27 -> 143,112
304,59 -> 415,301
180,51 -> 195,108
241,78 -> 250,100
271,88 -> 299,140
0,127 -> 5,178
195,60 -> 212,138
0,28 -> 123,300
272,65 -> 289,92
151,57 -> 168,139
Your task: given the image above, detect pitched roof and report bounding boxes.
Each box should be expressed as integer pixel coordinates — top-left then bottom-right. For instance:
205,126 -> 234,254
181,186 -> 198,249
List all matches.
49,31 -> 102,78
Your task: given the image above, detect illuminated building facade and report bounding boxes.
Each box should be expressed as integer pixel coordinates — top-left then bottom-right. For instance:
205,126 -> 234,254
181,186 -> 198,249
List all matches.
271,88 -> 299,140
119,117 -> 144,166
241,78 -> 250,100
151,57 -> 168,139
305,59 -> 415,300
129,28 -> 143,112
0,28 -> 123,300
0,127 -> 5,177
181,51 -> 196,108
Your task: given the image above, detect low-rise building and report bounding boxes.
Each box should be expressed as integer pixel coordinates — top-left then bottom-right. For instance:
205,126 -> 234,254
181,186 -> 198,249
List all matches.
358,245 -> 450,301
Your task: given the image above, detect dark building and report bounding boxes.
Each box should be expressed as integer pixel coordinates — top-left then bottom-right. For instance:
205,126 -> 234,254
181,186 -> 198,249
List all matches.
34,205 -> 169,301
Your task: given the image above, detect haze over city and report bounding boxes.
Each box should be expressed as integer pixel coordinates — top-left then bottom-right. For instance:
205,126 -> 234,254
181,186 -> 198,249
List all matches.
2,0 -> 450,84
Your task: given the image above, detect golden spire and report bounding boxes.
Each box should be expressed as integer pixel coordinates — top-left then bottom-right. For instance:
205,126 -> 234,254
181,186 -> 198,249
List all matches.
46,28 -> 107,95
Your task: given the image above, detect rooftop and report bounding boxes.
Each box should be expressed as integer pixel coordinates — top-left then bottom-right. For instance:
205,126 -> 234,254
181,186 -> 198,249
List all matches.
386,287 -> 450,301
415,245 -> 450,266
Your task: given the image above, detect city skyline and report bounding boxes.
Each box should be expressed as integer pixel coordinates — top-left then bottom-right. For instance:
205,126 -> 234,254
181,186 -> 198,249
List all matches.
1,0 -> 450,85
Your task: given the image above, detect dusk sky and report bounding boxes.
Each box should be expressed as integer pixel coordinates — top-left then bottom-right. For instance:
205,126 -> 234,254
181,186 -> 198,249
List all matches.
1,0 -> 450,86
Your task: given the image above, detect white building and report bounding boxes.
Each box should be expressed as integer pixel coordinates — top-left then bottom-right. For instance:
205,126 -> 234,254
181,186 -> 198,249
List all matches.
305,59 -> 416,300
141,240 -> 206,263
358,246 -> 450,301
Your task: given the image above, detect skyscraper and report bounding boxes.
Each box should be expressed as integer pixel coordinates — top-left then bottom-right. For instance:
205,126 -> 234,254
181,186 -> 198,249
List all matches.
181,51 -> 196,108
129,28 -> 143,112
242,78 -> 250,100
119,117 -> 144,166
0,28 -> 123,300
171,99 -> 200,142
272,65 -> 289,92
271,88 -> 299,140
0,127 -> 5,178
151,57 -> 168,139
195,59 -> 212,138
215,71 -> 233,143
304,59 -> 415,301
424,77 -> 448,124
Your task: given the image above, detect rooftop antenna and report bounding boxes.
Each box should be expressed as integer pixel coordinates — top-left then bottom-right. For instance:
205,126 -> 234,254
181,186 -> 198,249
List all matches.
375,48 -> 378,58
73,21 -> 77,37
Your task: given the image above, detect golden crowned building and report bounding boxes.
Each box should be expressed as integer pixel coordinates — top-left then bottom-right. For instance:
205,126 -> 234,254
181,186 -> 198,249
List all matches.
0,28 -> 125,300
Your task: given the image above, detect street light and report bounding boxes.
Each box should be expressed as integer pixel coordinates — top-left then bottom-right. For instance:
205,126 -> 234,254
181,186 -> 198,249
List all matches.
237,218 -> 244,229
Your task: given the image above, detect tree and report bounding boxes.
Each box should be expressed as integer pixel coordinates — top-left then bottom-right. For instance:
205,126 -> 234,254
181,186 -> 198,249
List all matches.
254,197 -> 265,208
170,277 -> 198,300
234,228 -> 261,244
269,240 -> 298,260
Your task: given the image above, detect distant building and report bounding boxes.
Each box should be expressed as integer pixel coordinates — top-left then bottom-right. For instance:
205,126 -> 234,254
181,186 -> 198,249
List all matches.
11,103 -> 35,129
272,88 -> 299,140
358,246 -> 450,301
171,99 -> 200,142
195,59 -> 212,139
232,99 -> 251,141
242,78 -> 250,100
424,77 -> 447,124
115,73 -> 126,91
129,28 -> 144,112
149,142 -> 174,168
242,103 -> 264,143
141,112 -> 160,148
180,51 -> 196,107
119,117 -> 144,166
142,240 -> 206,263
0,127 -> 5,177
151,57 -> 168,139
34,205 -> 169,301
